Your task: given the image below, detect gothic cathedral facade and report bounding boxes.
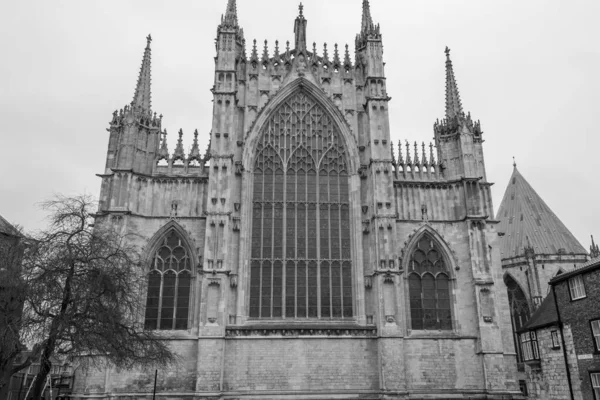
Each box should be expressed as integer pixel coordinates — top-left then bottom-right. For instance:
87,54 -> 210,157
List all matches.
74,1 -> 523,398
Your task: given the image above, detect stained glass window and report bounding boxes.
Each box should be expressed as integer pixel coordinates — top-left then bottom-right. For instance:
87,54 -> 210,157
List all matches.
249,89 -> 353,320
144,230 -> 192,330
408,234 -> 452,330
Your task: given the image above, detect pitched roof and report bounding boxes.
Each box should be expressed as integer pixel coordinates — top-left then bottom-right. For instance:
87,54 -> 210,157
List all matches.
497,166 -> 587,259
0,214 -> 20,237
519,290 -> 558,332
551,256 -> 600,284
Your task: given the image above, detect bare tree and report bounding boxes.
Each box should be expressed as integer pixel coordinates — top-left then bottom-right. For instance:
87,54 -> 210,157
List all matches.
13,195 -> 175,399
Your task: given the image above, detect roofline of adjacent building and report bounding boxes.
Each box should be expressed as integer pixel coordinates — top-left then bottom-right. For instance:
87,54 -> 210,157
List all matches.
550,256 -> 600,284
517,321 -> 559,334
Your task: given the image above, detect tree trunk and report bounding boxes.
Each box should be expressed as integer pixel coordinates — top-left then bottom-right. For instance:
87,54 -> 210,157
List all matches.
30,354 -> 51,399
0,366 -> 13,400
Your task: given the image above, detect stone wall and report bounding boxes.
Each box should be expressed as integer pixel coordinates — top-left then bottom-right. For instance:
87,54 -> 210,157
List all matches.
555,270 -> 600,400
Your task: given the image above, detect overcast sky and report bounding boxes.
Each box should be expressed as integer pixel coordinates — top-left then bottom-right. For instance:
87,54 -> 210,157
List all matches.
1,0 -> 598,251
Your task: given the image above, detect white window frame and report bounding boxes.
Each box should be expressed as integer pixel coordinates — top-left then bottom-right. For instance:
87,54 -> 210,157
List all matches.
551,330 -> 561,349
521,331 -> 540,361
569,275 -> 586,300
591,372 -> 600,400
591,320 -> 600,351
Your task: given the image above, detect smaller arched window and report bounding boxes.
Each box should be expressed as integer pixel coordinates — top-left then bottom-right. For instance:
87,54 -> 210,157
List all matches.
408,234 -> 452,330
144,230 -> 192,330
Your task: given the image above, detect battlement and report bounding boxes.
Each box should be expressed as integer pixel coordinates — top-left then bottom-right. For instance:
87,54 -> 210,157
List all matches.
154,129 -> 211,176
392,140 -> 444,182
434,112 -> 483,142
246,39 -> 355,76
109,103 -> 162,131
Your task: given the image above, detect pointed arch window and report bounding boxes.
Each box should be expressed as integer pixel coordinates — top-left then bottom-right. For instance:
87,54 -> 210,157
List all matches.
250,89 -> 353,320
408,234 -> 452,330
144,230 -> 192,330
505,275 -> 530,363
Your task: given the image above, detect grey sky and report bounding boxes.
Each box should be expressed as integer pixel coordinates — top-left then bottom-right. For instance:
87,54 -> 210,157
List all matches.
1,0 -> 598,251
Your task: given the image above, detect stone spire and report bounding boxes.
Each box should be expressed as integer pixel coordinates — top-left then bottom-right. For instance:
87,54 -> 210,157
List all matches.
361,0 -> 375,34
132,34 -> 152,112
591,235 -> 600,258
294,3 -> 308,53
444,47 -> 463,120
221,0 -> 238,30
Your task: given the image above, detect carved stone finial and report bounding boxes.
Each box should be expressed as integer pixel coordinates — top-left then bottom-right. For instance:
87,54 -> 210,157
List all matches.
591,235 -> 600,258
299,2 -> 304,16
513,156 -> 517,168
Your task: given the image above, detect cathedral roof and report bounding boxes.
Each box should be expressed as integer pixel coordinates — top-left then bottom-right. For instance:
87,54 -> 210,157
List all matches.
497,165 -> 586,260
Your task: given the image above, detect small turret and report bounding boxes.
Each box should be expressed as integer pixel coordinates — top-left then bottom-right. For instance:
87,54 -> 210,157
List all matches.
173,129 -> 185,162
104,35 -> 163,175
433,47 -> 486,180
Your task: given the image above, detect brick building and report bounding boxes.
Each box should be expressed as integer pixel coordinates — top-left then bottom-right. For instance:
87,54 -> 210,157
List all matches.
72,1 -> 524,398
549,257 -> 600,400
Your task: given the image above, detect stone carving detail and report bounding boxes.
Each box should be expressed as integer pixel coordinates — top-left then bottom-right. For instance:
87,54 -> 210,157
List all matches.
226,327 -> 378,338
364,275 -> 373,289
230,274 -> 238,288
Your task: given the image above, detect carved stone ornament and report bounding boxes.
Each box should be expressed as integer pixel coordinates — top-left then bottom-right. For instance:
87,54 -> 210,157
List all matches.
220,198 -> 226,205
362,206 -> 369,215
208,278 -> 220,287
211,198 -> 218,205
235,161 -> 244,175
359,165 -> 368,179
226,327 -> 377,338
362,220 -> 370,234
384,273 -> 394,284
232,217 -> 241,232
234,203 -> 241,212
230,274 -> 238,288
364,275 -> 373,289
385,315 -> 396,324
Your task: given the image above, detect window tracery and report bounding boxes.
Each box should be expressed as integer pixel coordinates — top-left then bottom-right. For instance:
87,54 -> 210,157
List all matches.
250,89 -> 352,320
408,234 -> 452,330
144,229 -> 192,330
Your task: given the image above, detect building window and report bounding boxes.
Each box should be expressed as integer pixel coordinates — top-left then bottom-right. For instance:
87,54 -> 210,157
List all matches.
408,234 -> 452,330
592,373 -> 600,399
551,330 -> 561,349
519,380 -> 528,396
591,320 -> 600,351
569,275 -> 586,300
521,331 -> 540,361
249,89 -> 353,320
144,229 -> 192,330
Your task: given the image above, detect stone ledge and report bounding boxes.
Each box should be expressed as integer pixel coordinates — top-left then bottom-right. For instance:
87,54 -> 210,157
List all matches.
225,324 -> 377,338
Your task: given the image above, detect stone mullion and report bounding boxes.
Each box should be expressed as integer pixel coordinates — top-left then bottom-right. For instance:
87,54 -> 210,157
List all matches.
172,271 -> 180,330
157,272 -> 164,330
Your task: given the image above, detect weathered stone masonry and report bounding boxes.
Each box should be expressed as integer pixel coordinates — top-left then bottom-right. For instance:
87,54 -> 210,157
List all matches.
72,1 -> 524,399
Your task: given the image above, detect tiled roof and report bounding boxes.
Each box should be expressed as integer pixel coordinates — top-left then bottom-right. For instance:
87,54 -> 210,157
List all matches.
551,256 -> 600,284
496,166 -> 587,259
0,214 -> 20,237
519,291 -> 558,332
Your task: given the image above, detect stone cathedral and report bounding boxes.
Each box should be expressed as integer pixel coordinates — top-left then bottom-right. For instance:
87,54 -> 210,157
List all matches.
74,1 -> 524,398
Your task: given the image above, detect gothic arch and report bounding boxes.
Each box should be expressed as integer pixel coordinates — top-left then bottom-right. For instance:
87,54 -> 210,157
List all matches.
401,225 -> 458,277
143,221 -> 200,270
142,221 -> 199,331
237,77 -> 365,322
402,227 -> 456,331
243,77 -> 360,175
503,272 -> 531,362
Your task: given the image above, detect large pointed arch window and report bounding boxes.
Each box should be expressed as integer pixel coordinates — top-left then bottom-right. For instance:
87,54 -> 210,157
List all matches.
408,234 -> 452,330
250,89 -> 353,320
505,275 -> 530,363
144,230 -> 192,330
